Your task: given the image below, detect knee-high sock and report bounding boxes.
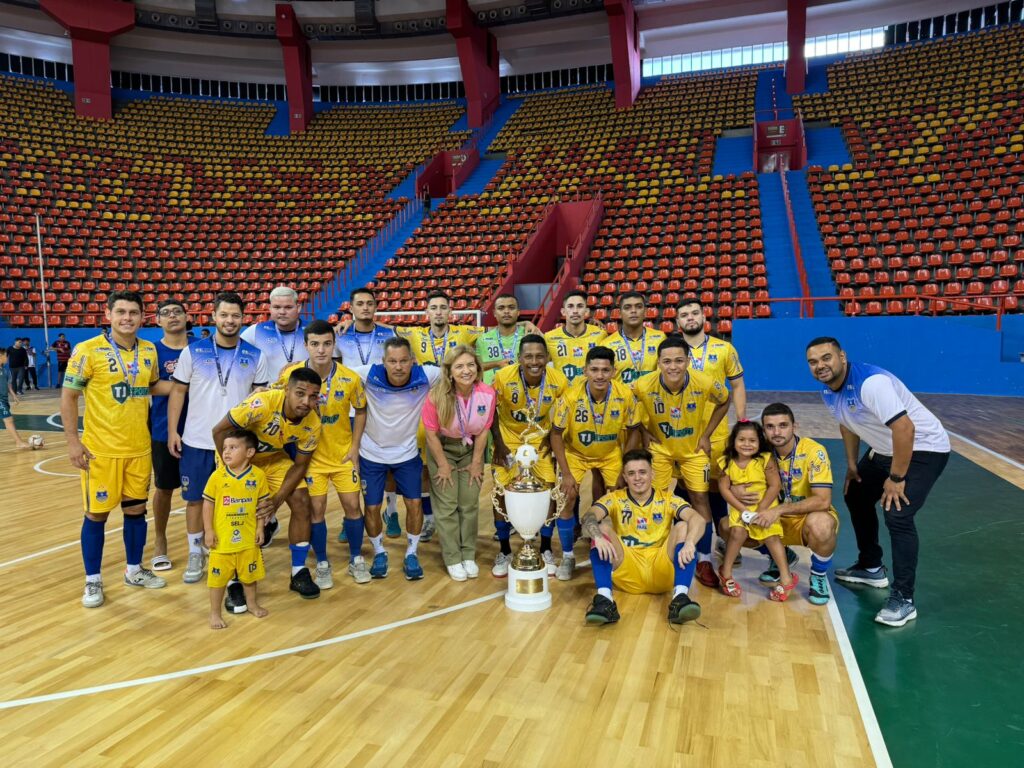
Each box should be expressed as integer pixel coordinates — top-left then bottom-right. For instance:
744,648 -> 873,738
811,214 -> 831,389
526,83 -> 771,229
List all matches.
495,519 -> 512,555
589,546 -> 613,594
421,494 -> 433,518
344,518 -> 365,561
673,543 -> 697,593
811,552 -> 833,575
81,516 -> 106,577
122,513 -> 147,567
556,518 -> 575,554
310,521 -> 328,562
290,542 -> 310,571
697,524 -> 713,556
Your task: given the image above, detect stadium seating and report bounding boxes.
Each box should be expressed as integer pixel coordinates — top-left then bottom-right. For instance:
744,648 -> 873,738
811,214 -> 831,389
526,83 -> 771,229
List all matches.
794,25 -> 1024,316
0,75 -> 468,325
365,72 -> 765,333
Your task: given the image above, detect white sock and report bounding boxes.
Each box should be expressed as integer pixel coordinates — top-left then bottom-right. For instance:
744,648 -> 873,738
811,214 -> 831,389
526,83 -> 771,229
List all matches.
865,565 -> 882,573
673,585 -> 689,597
317,560 -> 329,568
697,552 -> 712,563
597,587 -> 613,600
407,534 -> 420,555
126,563 -> 141,577
370,534 -> 385,554
385,493 -> 398,517
85,573 -> 102,584
187,531 -> 203,554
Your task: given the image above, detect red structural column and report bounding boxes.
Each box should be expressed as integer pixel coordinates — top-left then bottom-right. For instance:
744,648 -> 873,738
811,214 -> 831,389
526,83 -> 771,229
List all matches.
39,0 -> 134,120
605,0 -> 641,109
275,4 -> 314,134
786,0 -> 807,95
446,0 -> 499,129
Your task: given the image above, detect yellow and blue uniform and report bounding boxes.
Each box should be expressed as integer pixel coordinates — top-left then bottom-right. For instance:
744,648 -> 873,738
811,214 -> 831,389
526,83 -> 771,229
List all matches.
774,436 -> 841,545
227,388 -> 321,492
633,369 -> 729,493
402,325 -> 483,367
545,324 -> 608,383
719,452 -> 782,540
594,488 -> 692,594
203,464 -> 269,587
277,362 -> 366,497
492,363 -> 569,486
63,334 -> 160,513
602,327 -> 667,385
688,336 -> 744,479
551,379 -> 639,487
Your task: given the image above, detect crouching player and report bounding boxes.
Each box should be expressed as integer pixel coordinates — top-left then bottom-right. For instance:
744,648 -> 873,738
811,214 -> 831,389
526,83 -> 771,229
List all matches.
581,448 -> 705,626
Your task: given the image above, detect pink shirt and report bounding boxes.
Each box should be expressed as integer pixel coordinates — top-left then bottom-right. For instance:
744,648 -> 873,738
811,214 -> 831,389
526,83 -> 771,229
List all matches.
421,382 -> 496,442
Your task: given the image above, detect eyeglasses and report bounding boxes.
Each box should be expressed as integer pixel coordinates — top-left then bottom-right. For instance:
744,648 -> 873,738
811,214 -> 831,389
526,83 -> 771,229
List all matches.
158,307 -> 185,317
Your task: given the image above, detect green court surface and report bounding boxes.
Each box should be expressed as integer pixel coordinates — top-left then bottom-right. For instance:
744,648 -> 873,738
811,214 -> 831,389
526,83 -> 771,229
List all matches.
824,439 -> 1024,768
0,414 -> 70,432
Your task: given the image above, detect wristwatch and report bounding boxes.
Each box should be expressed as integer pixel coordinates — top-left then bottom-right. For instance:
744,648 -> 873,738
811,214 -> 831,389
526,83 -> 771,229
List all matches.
888,473 -> 906,483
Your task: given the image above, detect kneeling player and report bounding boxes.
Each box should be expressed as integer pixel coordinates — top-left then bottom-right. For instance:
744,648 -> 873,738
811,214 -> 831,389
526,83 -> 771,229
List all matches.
581,449 -> 704,626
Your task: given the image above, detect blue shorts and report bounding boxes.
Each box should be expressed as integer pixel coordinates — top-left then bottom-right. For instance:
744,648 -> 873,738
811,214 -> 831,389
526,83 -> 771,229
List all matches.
0,400 -> 10,420
360,455 -> 422,507
180,444 -> 216,502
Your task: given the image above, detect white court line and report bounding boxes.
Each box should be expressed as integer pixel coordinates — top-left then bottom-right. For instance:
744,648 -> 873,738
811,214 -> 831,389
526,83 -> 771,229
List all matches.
46,412 -> 63,430
0,590 -> 505,710
825,596 -> 894,768
33,455 -> 77,478
0,508 -> 185,570
948,430 -> 1024,472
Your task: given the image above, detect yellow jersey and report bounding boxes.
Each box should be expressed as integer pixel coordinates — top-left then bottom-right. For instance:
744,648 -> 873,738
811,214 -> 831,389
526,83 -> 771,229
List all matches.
718,452 -> 779,510
602,327 -> 668,385
688,335 -> 744,442
545,324 -> 608,383
594,487 -> 690,548
634,369 -> 729,458
774,436 -> 837,512
402,324 -> 483,366
493,363 -> 569,449
227,388 -> 321,462
63,334 -> 160,458
202,464 -> 270,554
551,378 -> 639,458
277,361 -> 365,471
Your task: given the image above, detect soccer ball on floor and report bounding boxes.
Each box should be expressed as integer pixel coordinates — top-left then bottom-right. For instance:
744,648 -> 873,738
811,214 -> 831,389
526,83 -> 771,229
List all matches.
28,434 -> 44,449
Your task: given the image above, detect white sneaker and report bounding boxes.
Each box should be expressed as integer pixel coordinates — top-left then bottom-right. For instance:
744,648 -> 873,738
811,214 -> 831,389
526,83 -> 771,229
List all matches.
82,581 -> 104,608
347,556 -> 371,584
124,568 -> 167,589
183,551 -> 205,583
314,561 -> 334,590
542,550 -> 556,576
462,560 -> 479,579
556,555 -> 576,581
421,515 -> 436,542
447,562 -> 468,581
492,552 -> 513,578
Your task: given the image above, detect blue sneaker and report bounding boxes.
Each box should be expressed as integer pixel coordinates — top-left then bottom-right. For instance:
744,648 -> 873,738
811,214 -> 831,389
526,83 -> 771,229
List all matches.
875,591 -> 917,627
808,571 -> 831,605
384,510 -> 402,538
834,563 -> 889,589
758,546 -> 799,583
370,551 -> 389,579
403,553 -> 424,581
337,527 -> 348,543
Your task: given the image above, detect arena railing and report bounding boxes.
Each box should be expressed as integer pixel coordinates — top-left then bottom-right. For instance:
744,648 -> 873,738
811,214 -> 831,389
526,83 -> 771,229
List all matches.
778,169 -> 815,317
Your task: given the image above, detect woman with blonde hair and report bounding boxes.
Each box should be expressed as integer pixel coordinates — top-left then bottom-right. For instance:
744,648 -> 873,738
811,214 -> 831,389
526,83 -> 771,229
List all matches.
421,345 -> 496,581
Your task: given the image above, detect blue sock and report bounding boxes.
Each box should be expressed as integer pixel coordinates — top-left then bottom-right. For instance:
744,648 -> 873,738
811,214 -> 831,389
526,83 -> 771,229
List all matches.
540,522 -> 554,538
421,495 -> 433,518
589,546 -> 613,592
556,518 -> 575,554
708,492 -> 728,528
290,543 -> 310,569
344,517 -> 365,561
757,545 -> 770,555
697,524 -> 713,556
310,521 -> 328,562
122,513 -> 146,567
496,518 -> 513,555
81,516 -> 105,577
673,543 -> 697,588
811,553 -> 833,575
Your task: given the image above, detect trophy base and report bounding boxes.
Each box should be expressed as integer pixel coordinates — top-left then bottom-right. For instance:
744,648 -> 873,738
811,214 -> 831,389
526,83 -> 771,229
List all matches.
505,565 -> 552,612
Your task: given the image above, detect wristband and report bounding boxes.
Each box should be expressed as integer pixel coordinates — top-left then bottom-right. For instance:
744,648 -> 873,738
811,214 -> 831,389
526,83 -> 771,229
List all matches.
888,473 -> 906,483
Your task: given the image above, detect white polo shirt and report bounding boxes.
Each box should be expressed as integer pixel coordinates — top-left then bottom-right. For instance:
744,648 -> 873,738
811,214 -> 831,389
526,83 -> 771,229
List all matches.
353,363 -> 441,464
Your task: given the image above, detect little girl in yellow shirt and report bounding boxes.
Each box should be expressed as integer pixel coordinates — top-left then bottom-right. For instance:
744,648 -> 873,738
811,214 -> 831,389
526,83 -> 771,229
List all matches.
717,421 -> 797,601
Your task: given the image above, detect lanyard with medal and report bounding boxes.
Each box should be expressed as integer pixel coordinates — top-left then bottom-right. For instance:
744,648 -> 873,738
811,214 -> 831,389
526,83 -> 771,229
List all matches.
496,326 -> 520,364
519,367 -> 546,421
778,436 -> 799,503
213,341 -> 243,397
454,386 -> 478,445
586,381 -> 611,426
661,372 -> 688,437
429,328 -> 449,366
350,325 -> 374,366
316,361 -> 337,408
626,327 -> 647,373
689,335 -> 710,372
274,321 -> 300,365
107,332 -> 139,399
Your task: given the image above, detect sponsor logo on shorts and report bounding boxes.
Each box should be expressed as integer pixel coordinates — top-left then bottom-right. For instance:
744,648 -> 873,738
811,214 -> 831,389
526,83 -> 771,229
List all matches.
181,475 -> 190,490
96,489 -> 108,502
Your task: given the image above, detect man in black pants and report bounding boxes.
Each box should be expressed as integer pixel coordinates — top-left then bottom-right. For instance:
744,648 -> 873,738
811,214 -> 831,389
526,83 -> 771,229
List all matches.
6,339 -> 28,395
806,337 -> 949,627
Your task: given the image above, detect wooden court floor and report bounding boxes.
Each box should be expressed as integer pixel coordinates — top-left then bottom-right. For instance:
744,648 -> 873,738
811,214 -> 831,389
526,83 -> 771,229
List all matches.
1,391 -> 1021,767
